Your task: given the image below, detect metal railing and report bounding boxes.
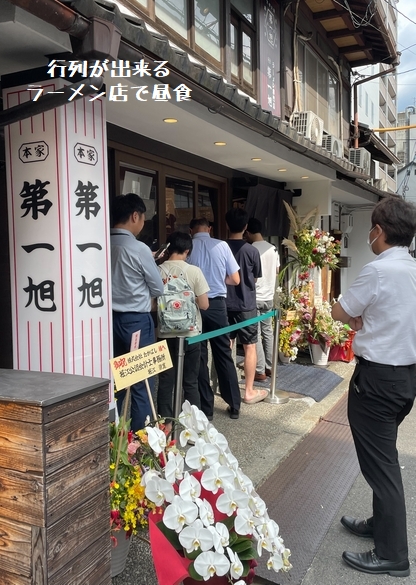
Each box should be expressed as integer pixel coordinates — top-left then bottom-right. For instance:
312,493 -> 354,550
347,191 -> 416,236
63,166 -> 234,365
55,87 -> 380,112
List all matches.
171,308 -> 289,439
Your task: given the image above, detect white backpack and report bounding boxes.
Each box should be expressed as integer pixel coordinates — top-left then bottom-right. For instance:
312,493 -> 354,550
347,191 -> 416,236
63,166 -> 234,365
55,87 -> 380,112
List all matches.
157,266 -> 198,335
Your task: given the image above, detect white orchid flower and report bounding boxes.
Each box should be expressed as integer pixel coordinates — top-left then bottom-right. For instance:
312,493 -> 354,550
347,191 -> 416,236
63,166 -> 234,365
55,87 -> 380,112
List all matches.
140,469 -> 160,486
145,426 -> 166,455
179,471 -> 201,502
178,400 -> 195,429
267,553 -> 283,572
201,463 -> 235,494
248,493 -> 266,517
258,518 -> 280,540
185,438 -> 219,470
221,450 -> 239,471
256,532 -> 275,556
234,507 -> 258,535
178,518 -> 214,553
163,495 -> 199,532
205,427 -> 229,452
145,477 -> 174,506
233,581 -> 246,585
216,487 -> 249,516
194,551 -> 230,580
179,427 -> 199,447
164,451 -> 184,484
226,547 -> 244,580
282,548 -> 293,571
191,404 -> 210,432
272,535 -> 286,555
197,498 -> 215,527
234,470 -> 254,495
207,522 -> 229,554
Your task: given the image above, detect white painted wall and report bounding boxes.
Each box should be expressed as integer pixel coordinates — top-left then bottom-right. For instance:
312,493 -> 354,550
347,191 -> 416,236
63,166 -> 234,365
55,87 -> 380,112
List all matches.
340,209 -> 375,293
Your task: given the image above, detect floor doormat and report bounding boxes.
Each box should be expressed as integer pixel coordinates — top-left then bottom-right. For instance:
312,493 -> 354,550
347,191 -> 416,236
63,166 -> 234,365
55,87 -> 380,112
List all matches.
255,394 -> 359,585
240,362 -> 343,402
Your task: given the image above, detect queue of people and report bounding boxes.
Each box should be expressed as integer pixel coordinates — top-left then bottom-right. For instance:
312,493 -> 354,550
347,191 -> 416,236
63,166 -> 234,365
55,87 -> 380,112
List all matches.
110,193 -> 279,430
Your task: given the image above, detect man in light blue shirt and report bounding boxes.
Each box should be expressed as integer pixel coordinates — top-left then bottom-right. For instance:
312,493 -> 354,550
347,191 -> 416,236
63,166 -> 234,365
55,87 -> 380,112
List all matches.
111,193 -> 164,431
188,218 -> 241,419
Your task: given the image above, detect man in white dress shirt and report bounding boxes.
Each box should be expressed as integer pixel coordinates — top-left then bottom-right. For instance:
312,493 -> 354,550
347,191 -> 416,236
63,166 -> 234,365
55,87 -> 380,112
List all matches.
332,196 -> 416,578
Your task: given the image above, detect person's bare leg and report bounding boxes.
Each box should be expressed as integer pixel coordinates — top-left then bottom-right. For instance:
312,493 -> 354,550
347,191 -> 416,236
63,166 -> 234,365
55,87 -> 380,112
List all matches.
243,343 -> 257,400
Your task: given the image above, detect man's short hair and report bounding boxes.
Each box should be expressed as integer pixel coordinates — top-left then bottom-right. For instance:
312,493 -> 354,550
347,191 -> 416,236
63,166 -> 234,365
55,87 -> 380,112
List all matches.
190,217 -> 210,229
225,207 -> 249,233
111,193 -> 146,225
166,231 -> 193,255
247,217 -> 262,234
371,196 -> 416,247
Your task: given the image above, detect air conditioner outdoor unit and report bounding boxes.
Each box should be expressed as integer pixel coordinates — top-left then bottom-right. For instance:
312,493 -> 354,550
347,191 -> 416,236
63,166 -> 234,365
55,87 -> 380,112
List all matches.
348,147 -> 371,175
322,135 -> 343,158
291,111 -> 324,146
373,178 -> 388,191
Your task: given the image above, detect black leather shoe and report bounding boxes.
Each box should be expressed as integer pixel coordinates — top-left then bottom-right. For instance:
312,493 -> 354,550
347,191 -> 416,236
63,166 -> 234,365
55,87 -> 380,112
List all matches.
341,515 -> 374,538
227,407 -> 239,419
342,549 -> 410,577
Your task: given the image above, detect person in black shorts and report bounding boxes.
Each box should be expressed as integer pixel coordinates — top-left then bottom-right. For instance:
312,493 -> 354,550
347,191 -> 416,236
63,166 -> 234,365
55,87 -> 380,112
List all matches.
225,208 -> 268,405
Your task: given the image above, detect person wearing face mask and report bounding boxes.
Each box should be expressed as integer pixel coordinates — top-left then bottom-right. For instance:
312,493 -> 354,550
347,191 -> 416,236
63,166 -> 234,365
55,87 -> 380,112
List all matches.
331,196 -> 416,578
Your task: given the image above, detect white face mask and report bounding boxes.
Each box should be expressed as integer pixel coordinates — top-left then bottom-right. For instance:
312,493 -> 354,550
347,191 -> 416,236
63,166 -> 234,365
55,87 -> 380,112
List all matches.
366,226 -> 379,252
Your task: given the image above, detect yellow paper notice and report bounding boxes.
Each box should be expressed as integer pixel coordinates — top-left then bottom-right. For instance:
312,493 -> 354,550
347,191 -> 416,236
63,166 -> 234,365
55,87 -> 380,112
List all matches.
110,340 -> 173,391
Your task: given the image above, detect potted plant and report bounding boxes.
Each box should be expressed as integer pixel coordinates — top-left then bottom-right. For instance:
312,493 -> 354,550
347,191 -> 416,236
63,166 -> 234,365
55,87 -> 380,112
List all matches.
109,416 -> 175,577
299,303 -> 343,366
278,318 -> 302,363
144,401 -> 292,585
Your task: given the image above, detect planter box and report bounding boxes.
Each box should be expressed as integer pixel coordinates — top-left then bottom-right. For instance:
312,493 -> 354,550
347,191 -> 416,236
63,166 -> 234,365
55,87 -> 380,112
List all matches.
0,369 -> 110,585
329,331 -> 356,362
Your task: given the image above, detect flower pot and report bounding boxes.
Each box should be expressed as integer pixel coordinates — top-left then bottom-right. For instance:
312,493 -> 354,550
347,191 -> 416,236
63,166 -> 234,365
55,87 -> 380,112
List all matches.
309,342 -> 329,366
183,577 -> 229,585
111,530 -> 131,577
278,351 -> 291,364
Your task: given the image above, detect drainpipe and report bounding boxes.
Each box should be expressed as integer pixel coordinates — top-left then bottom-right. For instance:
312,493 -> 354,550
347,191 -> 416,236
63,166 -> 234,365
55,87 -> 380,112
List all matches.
7,0 -> 90,38
0,77 -> 104,128
352,63 -> 398,149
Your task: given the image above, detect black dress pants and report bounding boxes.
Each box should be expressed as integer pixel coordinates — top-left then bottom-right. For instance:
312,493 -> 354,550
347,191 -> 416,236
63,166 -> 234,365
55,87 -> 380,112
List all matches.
157,336 -> 201,419
348,359 -> 416,561
198,297 -> 241,417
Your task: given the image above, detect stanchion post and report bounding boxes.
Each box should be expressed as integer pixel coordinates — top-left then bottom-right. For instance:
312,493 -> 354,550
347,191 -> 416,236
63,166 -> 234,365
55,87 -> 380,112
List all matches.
172,336 -> 186,441
265,308 -> 290,405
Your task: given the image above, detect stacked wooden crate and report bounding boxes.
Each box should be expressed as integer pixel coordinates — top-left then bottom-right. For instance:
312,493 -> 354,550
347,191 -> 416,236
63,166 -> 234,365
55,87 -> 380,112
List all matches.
0,369 -> 111,585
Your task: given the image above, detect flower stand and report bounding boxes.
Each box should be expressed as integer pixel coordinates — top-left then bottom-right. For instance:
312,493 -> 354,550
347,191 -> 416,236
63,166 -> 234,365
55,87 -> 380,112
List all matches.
279,351 -> 291,364
309,342 -> 330,366
111,531 -> 131,577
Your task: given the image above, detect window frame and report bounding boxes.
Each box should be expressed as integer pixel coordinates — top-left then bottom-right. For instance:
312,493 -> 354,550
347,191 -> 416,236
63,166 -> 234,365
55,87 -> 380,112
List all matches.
230,7 -> 257,96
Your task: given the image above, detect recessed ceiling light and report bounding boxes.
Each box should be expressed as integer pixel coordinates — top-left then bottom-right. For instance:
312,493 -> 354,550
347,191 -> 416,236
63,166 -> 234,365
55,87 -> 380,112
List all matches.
163,118 -> 178,123
278,168 -> 287,172
301,175 -> 309,179
251,157 -> 262,161
214,141 -> 227,146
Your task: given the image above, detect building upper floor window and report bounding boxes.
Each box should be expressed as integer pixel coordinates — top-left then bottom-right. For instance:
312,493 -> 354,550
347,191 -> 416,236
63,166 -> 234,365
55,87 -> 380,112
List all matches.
132,0 -> 257,97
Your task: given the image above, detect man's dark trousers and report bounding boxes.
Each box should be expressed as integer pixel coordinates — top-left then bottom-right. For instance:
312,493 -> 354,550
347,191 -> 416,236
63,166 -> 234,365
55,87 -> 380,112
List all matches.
113,311 -> 155,431
348,360 -> 416,562
198,297 -> 241,417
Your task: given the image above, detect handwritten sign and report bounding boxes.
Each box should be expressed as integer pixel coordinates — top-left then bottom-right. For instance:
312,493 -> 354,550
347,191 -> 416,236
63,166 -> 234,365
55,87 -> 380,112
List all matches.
110,340 -> 173,391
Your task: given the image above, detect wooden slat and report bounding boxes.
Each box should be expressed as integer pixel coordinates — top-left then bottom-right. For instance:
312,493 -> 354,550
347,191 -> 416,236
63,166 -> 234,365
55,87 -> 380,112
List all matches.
0,419 -> 43,473
0,401 -> 42,424
46,444 -> 109,523
43,387 -> 108,424
0,468 -> 44,525
45,401 -> 109,474
32,527 -> 47,585
0,517 -> 32,578
0,569 -> 31,585
48,534 -> 111,585
47,489 -> 109,575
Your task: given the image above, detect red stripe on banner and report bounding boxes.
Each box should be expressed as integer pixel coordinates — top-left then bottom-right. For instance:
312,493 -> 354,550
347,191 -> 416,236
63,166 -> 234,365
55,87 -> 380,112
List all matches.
84,98 -> 86,136
56,106 -> 67,373
31,115 -> 33,134
91,318 -> 94,377
92,100 -> 96,140
100,98 -> 112,375
50,322 -> 54,372
39,321 -> 42,371
27,321 -> 31,370
99,316 -> 103,377
81,320 -> 85,376
74,100 -> 77,134
6,96 -> 20,369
